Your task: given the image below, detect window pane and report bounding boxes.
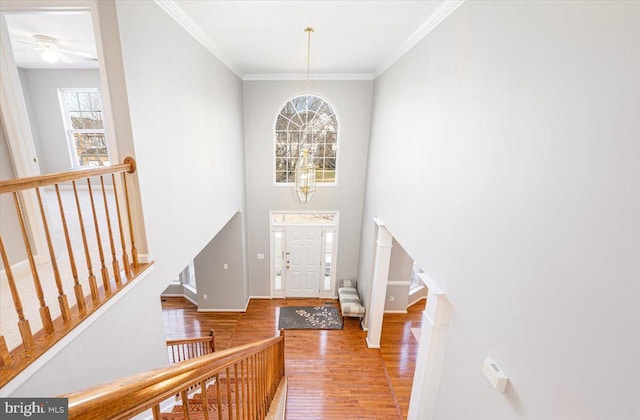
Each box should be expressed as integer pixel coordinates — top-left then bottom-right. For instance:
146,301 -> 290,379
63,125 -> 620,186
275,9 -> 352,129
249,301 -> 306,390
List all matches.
324,232 -> 333,290
65,92 -> 79,111
78,92 -> 92,111
274,232 -> 283,290
275,95 -> 338,183
73,133 -> 109,166
70,112 -> 84,129
90,92 -> 102,111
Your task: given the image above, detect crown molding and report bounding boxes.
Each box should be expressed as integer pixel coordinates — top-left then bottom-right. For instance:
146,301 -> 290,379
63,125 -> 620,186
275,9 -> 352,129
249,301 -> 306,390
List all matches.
374,0 -> 465,78
243,73 -> 375,81
154,0 -> 243,78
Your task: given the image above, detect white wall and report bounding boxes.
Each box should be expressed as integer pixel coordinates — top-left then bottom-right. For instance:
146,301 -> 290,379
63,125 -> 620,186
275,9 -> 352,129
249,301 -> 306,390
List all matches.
243,81 -> 372,296
115,0 -> 247,287
361,1 -> 640,419
19,69 -> 101,174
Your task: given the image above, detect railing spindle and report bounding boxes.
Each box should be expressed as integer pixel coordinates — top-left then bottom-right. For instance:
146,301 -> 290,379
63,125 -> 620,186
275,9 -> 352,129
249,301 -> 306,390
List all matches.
226,367 -> 232,419
72,180 -> 99,300
215,372 -> 223,420
0,234 -> 34,353
111,173 -> 130,276
13,192 -> 54,334
180,390 -> 191,420
35,187 -> 71,322
240,359 -> 246,420
87,178 -> 110,291
201,380 -> 210,420
234,363 -> 240,420
151,404 -> 161,420
121,168 -> 138,268
99,176 -> 121,285
55,184 -> 85,311
0,336 -> 11,367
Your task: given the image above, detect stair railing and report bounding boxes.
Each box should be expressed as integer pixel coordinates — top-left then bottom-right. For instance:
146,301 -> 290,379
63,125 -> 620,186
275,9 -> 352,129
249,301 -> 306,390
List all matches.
62,331 -> 285,420
0,158 -> 151,387
166,329 -> 216,364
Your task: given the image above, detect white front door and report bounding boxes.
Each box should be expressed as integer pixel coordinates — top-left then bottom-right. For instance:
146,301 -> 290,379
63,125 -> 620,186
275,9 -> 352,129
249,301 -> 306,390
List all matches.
285,226 -> 322,297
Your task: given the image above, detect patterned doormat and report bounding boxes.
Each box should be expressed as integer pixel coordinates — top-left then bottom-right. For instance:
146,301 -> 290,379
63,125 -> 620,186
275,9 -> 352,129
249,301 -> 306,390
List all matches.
278,306 -> 343,330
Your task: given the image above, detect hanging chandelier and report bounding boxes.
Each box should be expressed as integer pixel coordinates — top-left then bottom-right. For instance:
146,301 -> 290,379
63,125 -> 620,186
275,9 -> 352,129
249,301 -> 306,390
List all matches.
295,27 -> 317,203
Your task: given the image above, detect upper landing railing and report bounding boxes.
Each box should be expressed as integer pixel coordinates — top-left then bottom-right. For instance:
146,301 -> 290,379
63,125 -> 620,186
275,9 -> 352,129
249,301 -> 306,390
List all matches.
0,157 -> 152,387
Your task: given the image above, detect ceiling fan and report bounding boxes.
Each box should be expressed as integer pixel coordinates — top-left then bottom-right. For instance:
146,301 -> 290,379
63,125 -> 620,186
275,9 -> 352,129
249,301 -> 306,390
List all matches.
16,35 -> 97,64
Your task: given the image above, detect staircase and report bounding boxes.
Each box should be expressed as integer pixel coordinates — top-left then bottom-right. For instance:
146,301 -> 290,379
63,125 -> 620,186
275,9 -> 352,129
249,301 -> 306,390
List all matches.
61,332 -> 285,419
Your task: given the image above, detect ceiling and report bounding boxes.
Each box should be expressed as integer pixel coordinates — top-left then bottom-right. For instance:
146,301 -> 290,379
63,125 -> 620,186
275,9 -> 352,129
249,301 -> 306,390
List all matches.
3,1 -> 453,78
5,12 -> 98,70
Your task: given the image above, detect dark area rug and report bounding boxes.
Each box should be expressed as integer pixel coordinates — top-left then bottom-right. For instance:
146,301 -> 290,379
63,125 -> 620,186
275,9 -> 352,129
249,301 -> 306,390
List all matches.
278,306 -> 343,330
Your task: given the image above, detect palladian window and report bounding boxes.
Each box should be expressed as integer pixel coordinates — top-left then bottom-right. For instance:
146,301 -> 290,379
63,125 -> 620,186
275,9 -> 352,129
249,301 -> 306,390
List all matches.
274,95 -> 338,184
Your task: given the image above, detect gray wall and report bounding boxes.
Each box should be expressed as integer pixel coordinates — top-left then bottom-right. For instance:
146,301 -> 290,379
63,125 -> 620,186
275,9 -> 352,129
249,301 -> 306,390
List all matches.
384,238 -> 413,311
360,1 -> 640,419
19,69 -> 101,174
0,119 -> 26,262
195,212 -> 247,310
243,81 -> 373,296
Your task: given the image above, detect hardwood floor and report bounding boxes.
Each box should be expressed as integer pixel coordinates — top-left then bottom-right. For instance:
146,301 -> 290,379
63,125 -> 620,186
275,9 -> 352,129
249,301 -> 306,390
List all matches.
380,300 -> 426,418
161,297 -> 425,419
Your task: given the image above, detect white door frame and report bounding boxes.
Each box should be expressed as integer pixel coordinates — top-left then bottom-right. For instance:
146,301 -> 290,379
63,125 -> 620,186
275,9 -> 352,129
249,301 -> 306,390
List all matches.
269,211 -> 339,298
0,0 -> 120,262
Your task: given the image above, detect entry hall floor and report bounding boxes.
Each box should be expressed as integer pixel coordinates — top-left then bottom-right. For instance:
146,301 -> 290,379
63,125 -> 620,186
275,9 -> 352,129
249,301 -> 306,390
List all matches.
161,297 -> 425,419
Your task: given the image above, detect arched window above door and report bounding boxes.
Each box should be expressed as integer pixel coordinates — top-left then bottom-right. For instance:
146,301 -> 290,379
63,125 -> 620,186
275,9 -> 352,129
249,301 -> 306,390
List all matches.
274,95 -> 338,184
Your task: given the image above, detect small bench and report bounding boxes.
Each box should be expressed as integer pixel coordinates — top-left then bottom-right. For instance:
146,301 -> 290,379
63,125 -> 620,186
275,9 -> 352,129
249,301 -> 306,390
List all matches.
338,279 -> 365,318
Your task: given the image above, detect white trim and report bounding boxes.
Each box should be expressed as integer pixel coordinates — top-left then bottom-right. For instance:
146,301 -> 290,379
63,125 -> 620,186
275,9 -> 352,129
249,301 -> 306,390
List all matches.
365,337 -> 380,349
244,73 -> 374,81
0,14 -> 48,260
198,308 -> 246,313
408,295 -> 427,308
161,292 -> 197,306
0,265 -> 155,397
0,0 -> 93,11
384,310 -> 408,314
386,280 -> 410,286
374,0 -> 466,78
153,0 -> 242,78
249,295 -> 272,299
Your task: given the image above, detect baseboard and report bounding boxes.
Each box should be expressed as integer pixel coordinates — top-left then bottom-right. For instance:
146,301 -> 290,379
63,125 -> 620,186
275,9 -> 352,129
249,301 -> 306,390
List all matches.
384,310 -> 408,314
407,295 -> 427,308
365,337 -> 380,349
161,293 -> 198,306
0,258 -> 30,279
198,307 -> 246,313
250,295 -> 273,299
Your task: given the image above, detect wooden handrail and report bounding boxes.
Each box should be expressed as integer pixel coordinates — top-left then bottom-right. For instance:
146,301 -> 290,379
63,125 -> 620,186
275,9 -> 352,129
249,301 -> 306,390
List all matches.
62,334 -> 285,420
0,157 -> 146,388
166,329 -> 216,364
0,157 -> 135,194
